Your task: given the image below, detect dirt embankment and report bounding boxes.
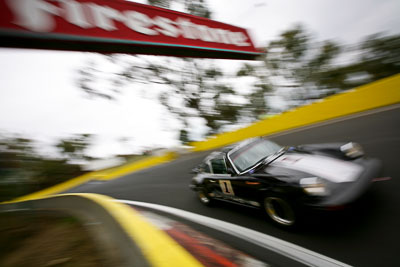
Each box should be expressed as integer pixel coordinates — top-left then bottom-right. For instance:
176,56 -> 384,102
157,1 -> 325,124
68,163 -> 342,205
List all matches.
0,211 -> 120,267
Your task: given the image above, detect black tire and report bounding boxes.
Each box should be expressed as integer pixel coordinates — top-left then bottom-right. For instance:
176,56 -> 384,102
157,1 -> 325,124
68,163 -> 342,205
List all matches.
263,195 -> 298,228
197,189 -> 213,206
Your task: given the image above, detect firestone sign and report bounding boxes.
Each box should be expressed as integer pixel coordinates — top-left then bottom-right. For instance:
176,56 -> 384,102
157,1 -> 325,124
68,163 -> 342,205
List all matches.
0,0 -> 262,59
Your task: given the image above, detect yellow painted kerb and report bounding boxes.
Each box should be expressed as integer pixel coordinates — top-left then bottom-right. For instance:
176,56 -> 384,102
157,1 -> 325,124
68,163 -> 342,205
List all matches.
79,193 -> 204,267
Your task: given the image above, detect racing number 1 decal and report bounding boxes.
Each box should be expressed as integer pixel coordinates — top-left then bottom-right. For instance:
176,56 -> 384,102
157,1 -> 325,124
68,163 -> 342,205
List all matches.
219,180 -> 235,195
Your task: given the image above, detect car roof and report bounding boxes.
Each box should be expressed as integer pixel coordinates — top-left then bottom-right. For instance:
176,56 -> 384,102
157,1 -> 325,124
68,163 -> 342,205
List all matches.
204,138 -> 263,162
226,137 -> 262,154
204,151 -> 225,162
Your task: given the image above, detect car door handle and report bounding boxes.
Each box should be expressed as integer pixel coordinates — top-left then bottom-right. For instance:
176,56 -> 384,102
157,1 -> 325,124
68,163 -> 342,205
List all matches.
209,180 -> 216,183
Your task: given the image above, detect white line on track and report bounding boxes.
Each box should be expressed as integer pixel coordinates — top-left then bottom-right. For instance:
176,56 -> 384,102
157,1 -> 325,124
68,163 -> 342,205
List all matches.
116,199 -> 352,267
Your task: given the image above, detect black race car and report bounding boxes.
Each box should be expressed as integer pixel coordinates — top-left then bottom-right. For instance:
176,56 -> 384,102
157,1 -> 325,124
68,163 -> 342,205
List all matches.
190,137 -> 382,228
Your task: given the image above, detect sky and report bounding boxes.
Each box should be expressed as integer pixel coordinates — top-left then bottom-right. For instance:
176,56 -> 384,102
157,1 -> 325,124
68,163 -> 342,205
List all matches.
209,0 -> 400,46
0,0 -> 399,158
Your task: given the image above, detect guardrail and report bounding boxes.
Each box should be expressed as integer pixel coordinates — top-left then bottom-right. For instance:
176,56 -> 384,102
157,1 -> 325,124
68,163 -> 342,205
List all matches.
190,74 -> 400,151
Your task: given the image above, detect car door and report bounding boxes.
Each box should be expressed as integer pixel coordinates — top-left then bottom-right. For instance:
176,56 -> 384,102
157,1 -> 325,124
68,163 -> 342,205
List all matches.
207,157 -> 260,206
230,175 -> 264,206
222,158 -> 264,206
206,157 -> 236,199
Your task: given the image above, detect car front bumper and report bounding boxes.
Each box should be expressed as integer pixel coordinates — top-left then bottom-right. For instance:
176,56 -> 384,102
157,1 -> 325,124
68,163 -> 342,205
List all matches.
305,157 -> 383,210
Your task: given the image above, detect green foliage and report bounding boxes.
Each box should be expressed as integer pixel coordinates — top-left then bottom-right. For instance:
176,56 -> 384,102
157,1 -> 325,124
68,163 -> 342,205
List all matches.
276,25 -> 309,60
0,135 -> 88,201
236,64 -> 255,77
76,12 -> 400,139
184,0 -> 212,18
241,25 -> 400,111
147,0 -> 212,18
76,0 -> 272,137
0,137 -> 35,157
262,25 -> 341,97
147,0 -> 171,9
311,33 -> 400,92
247,87 -> 269,117
360,33 -> 400,76
56,134 -> 92,162
33,159 -> 83,186
152,59 -> 243,134
179,129 -> 190,144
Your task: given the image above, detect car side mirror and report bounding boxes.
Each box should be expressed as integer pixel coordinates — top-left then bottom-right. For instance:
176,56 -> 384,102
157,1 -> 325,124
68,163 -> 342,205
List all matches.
191,167 -> 201,174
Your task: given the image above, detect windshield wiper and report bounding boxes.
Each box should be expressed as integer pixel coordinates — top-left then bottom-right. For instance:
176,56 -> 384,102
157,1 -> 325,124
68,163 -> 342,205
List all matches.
247,148 -> 286,173
262,148 -> 286,165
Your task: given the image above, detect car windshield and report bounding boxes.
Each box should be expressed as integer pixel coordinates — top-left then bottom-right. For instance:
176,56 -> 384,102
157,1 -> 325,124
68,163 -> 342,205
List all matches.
228,139 -> 282,172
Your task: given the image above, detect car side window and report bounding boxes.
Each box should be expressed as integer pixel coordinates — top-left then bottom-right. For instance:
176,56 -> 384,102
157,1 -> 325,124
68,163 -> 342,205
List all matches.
210,159 -> 227,174
203,163 -> 211,173
196,162 -> 211,173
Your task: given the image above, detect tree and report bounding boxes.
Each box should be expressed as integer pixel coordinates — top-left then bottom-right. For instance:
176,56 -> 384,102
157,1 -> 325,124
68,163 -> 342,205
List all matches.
0,134 -> 86,201
263,25 -> 341,106
0,136 -> 35,157
147,0 -> 212,18
56,134 -> 92,162
238,25 -> 400,112
113,57 -> 245,135
236,63 -> 272,118
179,129 -> 189,144
315,33 -> 400,90
357,33 -> 400,80
0,136 -> 36,181
76,0 -> 267,137
237,25 -> 346,110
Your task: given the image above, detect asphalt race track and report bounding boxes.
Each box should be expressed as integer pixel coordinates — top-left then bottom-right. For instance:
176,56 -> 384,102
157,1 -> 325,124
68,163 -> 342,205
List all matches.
69,105 -> 400,267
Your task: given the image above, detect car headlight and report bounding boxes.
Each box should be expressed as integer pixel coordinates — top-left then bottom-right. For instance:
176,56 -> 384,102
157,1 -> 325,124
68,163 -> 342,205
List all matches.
300,177 -> 329,196
340,142 -> 364,158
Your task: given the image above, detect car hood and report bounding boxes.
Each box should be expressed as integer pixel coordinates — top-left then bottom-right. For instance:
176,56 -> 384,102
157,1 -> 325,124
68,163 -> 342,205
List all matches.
266,153 -> 364,183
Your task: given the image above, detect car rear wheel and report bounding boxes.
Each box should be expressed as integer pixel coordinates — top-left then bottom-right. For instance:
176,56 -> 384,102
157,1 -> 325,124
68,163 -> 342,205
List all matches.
264,196 -> 296,228
197,190 -> 213,206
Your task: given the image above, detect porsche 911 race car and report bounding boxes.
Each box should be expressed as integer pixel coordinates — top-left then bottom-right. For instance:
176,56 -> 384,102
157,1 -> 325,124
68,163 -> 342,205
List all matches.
190,137 -> 382,228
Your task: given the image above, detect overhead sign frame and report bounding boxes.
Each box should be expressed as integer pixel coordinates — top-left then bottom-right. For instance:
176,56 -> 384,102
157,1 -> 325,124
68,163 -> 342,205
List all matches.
0,0 -> 262,60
